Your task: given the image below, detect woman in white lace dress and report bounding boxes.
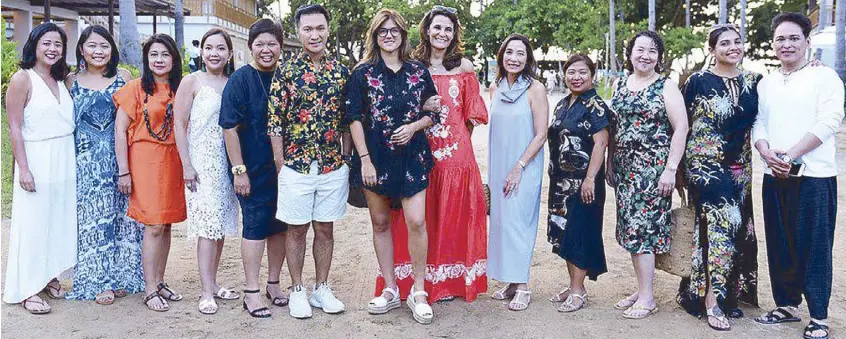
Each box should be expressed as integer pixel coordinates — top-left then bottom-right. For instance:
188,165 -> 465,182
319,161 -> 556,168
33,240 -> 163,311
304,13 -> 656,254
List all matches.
174,28 -> 239,315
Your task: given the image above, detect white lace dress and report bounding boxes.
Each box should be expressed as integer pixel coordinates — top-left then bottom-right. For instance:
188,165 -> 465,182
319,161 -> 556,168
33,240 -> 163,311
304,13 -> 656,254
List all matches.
185,84 -> 238,240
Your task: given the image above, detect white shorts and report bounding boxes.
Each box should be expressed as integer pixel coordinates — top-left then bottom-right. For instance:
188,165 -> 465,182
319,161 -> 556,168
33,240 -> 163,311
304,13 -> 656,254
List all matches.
276,161 -> 349,225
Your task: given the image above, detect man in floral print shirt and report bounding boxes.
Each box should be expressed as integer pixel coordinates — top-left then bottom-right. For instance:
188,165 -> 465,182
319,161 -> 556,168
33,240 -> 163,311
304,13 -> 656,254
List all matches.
267,4 -> 351,319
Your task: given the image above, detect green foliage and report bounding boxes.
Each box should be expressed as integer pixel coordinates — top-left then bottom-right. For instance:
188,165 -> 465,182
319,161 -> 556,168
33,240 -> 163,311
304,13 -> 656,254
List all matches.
119,63 -> 141,78
1,108 -> 11,218
746,0 -> 805,66
2,21 -> 20,101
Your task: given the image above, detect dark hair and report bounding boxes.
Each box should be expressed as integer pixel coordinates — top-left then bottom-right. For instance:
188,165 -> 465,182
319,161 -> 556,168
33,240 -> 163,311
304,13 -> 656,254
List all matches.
19,22 -> 69,81
200,28 -> 235,76
624,30 -> 665,73
141,33 -> 182,96
294,4 -> 330,28
495,33 -> 538,83
192,40 -> 200,46
563,53 -> 596,77
75,25 -> 119,77
248,18 -> 285,48
413,8 -> 464,71
708,26 -> 741,50
771,12 -> 812,38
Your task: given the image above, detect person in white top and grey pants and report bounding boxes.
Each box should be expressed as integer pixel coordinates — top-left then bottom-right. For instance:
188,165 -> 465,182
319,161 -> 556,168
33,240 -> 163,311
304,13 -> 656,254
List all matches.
751,12 -> 845,339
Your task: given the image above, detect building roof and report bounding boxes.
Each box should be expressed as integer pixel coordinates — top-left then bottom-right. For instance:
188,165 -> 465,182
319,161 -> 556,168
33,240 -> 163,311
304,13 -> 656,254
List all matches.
27,0 -> 190,16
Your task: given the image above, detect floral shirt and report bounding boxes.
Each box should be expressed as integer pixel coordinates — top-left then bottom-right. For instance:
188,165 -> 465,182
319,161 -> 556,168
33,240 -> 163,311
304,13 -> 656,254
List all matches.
344,59 -> 439,199
267,52 -> 350,175
548,88 -> 610,179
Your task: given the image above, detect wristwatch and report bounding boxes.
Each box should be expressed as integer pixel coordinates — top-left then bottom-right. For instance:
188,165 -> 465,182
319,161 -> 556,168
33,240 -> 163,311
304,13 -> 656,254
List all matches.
778,153 -> 793,164
231,164 -> 247,176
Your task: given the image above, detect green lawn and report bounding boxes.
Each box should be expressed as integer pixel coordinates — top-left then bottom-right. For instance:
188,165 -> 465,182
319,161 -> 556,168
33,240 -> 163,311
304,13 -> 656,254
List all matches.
2,109 -> 12,218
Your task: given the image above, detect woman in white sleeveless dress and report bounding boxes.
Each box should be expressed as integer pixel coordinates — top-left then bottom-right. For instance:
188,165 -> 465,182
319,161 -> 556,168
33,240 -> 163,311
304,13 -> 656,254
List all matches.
3,23 -> 77,314
174,28 -> 239,315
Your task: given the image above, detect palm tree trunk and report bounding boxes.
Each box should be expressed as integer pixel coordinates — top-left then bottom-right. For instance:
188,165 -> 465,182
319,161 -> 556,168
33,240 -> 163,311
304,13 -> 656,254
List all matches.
741,0 -> 748,44
649,0 -> 656,30
719,0 -> 728,24
835,0 -> 845,81
175,0 -> 184,51
119,0 -> 142,69
609,0 -> 617,73
685,0 -> 691,28
819,0 -> 829,30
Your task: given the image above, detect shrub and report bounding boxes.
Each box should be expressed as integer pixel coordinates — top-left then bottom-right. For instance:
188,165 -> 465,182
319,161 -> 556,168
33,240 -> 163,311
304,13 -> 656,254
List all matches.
2,20 -> 20,101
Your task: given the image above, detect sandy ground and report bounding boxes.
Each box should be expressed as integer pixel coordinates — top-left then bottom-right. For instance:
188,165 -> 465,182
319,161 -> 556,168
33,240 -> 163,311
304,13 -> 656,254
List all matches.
1,89 -> 844,339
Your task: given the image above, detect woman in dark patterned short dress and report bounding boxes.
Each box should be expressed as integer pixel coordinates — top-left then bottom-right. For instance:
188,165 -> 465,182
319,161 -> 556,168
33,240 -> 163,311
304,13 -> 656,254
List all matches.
546,54 -> 610,313
676,25 -> 760,332
607,31 -> 688,319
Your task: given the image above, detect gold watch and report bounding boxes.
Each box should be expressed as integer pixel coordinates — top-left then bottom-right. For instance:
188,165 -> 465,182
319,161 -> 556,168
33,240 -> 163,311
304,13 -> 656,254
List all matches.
231,165 -> 247,175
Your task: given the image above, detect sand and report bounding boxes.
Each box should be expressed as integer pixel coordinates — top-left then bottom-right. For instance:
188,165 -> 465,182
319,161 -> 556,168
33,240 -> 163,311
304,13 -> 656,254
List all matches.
1,90 -> 844,339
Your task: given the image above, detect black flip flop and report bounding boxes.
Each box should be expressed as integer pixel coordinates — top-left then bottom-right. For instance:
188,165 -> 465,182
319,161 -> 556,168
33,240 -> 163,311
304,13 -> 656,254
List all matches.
755,307 -> 801,324
803,321 -> 830,339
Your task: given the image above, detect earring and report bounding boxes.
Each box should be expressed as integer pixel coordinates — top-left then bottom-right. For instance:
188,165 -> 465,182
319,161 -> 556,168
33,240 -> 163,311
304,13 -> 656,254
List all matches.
80,58 -> 87,71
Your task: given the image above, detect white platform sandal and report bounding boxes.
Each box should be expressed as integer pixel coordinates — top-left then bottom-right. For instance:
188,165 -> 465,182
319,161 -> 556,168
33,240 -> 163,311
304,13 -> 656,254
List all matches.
367,286 -> 400,314
407,286 -> 433,324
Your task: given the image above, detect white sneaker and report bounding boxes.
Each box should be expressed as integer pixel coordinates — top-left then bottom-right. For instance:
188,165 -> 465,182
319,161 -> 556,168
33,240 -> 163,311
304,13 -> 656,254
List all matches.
309,282 -> 345,314
288,285 -> 312,319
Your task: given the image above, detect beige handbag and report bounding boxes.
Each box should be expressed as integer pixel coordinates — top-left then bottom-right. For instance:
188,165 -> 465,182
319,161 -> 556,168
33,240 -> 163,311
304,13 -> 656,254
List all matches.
655,201 -> 695,278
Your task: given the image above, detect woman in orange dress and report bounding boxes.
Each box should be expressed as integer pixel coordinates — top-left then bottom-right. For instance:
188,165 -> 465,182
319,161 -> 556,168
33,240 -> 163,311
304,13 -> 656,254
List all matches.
375,6 -> 489,302
114,33 -> 186,312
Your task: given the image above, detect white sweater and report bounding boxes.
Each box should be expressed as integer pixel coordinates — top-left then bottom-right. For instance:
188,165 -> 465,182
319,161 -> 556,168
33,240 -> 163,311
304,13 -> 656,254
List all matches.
753,66 -> 845,177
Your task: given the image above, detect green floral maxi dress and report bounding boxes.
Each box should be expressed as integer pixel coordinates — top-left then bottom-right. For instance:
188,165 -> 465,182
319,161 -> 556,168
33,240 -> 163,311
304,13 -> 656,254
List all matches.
676,70 -> 760,317
610,75 -> 673,254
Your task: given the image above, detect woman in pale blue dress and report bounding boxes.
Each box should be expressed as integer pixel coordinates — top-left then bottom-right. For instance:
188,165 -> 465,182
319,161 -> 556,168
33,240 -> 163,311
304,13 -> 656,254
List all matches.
65,26 -> 145,304
487,34 -> 548,311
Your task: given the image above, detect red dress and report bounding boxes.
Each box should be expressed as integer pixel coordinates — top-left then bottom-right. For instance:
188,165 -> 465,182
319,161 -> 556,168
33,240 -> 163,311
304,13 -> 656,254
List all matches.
374,72 -> 489,302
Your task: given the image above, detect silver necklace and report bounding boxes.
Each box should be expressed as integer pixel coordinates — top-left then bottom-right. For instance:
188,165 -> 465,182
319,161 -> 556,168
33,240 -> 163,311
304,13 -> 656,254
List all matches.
780,61 -> 809,84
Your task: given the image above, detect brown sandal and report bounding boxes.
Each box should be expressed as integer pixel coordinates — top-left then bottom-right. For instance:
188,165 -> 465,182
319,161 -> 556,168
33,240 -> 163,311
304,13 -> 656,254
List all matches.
22,296 -> 51,314
156,283 -> 183,301
43,279 -> 65,299
113,289 -> 128,298
143,292 -> 170,312
95,291 -> 115,305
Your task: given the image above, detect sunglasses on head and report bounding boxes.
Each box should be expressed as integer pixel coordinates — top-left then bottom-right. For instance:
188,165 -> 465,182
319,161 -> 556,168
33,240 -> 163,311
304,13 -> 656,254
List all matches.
431,5 -> 458,14
709,23 -> 738,33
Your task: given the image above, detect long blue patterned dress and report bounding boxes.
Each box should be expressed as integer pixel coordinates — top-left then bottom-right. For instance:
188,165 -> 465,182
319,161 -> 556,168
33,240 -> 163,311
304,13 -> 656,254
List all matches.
66,75 -> 145,300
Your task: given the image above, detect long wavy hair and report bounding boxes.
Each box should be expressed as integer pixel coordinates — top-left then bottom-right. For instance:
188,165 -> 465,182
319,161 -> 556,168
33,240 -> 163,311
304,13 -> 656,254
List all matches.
141,33 -> 182,95
19,23 -> 70,81
357,9 -> 411,68
412,8 -> 464,71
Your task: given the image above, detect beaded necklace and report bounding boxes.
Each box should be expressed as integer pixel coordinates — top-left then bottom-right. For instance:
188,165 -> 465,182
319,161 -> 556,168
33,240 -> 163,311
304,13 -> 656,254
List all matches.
143,90 -> 174,141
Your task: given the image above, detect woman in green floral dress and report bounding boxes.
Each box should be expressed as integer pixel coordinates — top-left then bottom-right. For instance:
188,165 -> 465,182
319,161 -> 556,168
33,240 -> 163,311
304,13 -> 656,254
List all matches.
607,31 -> 689,319
676,25 -> 760,332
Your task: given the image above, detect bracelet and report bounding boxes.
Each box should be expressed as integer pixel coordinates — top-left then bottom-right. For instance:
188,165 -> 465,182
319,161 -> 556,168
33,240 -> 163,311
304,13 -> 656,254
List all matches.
118,172 -> 130,177
360,153 -> 370,159
518,160 -> 527,169
584,177 -> 595,182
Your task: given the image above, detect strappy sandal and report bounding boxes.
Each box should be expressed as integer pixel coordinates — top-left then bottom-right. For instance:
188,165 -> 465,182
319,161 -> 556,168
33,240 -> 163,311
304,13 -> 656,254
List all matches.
95,291 -> 115,305
242,289 -> 271,318
706,305 -> 731,331
755,307 -> 801,324
367,286 -> 400,314
43,279 -> 65,299
614,294 -> 638,310
622,305 -> 658,319
215,287 -> 240,300
406,287 -> 434,324
508,290 -> 532,311
198,298 -> 218,315
549,288 -> 571,303
22,296 -> 51,314
264,281 -> 288,307
113,289 -> 128,298
143,292 -> 170,312
558,293 -> 587,313
156,283 -> 183,301
491,284 -> 516,300
804,321 -> 830,339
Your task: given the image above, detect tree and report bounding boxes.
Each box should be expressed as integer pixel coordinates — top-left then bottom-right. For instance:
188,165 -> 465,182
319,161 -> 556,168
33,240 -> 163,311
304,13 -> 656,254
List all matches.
719,0 -> 728,24
119,0 -> 142,70
175,0 -> 184,50
610,0 -> 618,72
740,0 -> 747,43
836,0 -> 845,82
819,0 -> 829,30
746,0 -> 804,66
